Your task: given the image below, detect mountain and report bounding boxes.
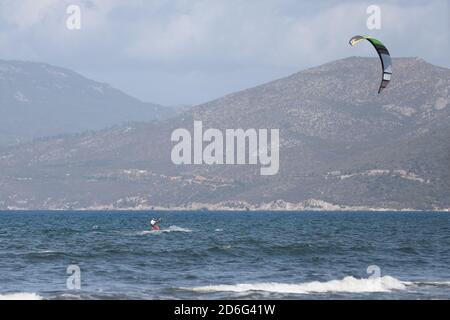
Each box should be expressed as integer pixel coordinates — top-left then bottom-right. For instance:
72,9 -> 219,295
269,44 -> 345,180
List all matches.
0,60 -> 177,146
0,57 -> 449,210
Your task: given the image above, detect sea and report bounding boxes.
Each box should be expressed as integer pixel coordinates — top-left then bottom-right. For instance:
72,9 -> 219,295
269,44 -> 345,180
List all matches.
0,211 -> 449,300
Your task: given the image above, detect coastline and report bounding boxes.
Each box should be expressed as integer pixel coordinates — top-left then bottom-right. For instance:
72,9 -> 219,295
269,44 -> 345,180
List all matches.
2,199 -> 449,212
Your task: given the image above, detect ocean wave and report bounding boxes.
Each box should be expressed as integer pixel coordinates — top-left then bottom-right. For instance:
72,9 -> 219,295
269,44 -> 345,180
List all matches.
184,276 -> 410,294
413,281 -> 450,287
24,250 -> 67,260
35,250 -> 66,255
0,292 -> 43,300
207,245 -> 233,253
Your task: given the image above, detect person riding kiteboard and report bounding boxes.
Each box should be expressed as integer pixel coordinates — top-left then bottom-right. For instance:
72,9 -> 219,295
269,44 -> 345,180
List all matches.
150,218 -> 161,231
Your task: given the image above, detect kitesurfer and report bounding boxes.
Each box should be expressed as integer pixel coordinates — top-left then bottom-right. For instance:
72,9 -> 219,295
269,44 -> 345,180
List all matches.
150,218 -> 161,231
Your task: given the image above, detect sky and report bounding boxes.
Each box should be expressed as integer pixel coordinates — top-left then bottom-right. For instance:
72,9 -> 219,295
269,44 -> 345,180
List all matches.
0,0 -> 449,106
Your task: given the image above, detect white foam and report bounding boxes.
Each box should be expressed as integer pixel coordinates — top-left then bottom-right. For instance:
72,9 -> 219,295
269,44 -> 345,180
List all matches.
137,230 -> 153,235
0,292 -> 43,300
164,225 -> 192,233
137,226 -> 192,235
186,276 -> 409,295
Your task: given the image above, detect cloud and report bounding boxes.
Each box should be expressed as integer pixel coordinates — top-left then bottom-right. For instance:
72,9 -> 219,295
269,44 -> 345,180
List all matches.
0,0 -> 60,29
0,0 -> 448,105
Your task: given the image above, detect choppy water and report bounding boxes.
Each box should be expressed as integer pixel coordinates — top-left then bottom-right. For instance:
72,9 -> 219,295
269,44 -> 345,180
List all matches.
0,211 -> 449,300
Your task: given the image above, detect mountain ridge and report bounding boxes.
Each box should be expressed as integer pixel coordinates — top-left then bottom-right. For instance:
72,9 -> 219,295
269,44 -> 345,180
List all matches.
0,57 -> 449,210
0,59 -> 177,146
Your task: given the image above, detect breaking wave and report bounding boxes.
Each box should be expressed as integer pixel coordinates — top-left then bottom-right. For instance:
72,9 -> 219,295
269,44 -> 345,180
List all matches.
184,276 -> 410,294
0,292 -> 43,300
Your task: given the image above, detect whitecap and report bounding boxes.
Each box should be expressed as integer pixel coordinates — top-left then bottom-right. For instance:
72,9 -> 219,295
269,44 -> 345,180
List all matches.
137,226 -> 192,235
184,276 -> 409,295
0,292 -> 43,300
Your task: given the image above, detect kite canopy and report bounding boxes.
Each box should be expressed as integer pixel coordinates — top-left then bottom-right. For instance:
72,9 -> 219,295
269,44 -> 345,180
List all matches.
349,35 -> 392,94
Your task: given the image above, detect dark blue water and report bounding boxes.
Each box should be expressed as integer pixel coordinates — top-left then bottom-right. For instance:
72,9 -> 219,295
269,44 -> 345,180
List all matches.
1,211 -> 450,300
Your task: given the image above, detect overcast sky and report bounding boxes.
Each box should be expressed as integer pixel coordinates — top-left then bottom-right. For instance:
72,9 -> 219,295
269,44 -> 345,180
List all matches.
0,0 -> 449,105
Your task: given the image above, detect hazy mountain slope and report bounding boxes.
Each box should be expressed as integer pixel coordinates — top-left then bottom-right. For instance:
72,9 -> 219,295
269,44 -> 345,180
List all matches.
0,57 -> 449,210
0,60 -> 176,146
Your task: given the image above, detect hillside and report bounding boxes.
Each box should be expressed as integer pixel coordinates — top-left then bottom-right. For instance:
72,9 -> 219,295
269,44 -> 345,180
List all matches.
0,60 -> 176,146
0,57 -> 449,210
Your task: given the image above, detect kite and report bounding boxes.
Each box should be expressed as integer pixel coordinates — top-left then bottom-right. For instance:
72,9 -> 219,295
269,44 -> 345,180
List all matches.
349,35 -> 392,93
